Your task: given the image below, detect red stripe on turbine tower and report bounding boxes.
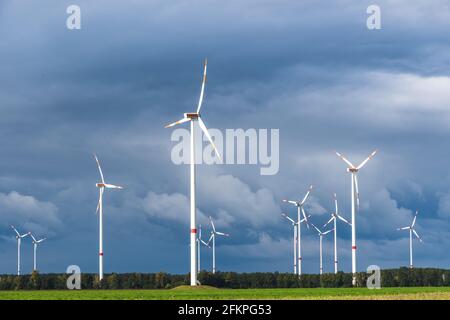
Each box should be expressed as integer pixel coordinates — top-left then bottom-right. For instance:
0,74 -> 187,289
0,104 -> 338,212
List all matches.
352,246 -> 357,250
99,253 -> 103,256
191,228 -> 197,234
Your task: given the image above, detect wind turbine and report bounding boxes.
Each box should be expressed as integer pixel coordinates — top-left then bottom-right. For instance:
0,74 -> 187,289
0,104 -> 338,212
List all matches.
165,59 -> 221,286
29,233 -> 46,272
397,210 -> 422,269
281,213 -> 297,274
11,226 -> 30,276
94,154 -> 123,281
282,185 -> 313,276
281,212 -> 310,274
207,216 -> 229,274
323,193 -> 351,274
311,224 -> 333,275
197,225 -> 210,273
336,150 -> 377,285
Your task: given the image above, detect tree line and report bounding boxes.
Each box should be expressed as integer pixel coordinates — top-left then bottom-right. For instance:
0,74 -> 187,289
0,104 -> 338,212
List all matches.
0,268 -> 449,290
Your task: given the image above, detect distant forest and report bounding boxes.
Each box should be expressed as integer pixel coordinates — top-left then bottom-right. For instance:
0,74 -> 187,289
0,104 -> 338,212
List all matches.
0,268 -> 449,290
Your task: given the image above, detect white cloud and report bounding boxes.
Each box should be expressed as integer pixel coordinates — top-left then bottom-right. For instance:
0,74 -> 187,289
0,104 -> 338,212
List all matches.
289,71 -> 450,132
133,191 -> 210,226
224,233 -> 289,259
0,191 -> 61,236
198,174 -> 280,228
359,188 -> 415,237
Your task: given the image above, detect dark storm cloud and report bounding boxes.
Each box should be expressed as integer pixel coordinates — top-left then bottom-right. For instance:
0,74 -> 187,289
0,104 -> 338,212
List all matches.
0,0 -> 450,274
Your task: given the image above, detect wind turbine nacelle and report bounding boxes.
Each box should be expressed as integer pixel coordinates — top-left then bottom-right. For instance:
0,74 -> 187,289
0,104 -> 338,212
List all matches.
184,113 -> 199,119
96,183 -> 106,187
347,168 -> 358,173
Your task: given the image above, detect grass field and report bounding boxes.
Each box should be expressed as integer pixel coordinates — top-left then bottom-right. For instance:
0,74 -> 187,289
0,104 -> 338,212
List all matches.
0,286 -> 450,300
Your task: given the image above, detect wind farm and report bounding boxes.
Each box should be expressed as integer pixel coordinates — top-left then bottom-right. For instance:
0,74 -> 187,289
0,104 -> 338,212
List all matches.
1,1 -> 450,303
0,58 -> 448,302
0,60 -> 448,301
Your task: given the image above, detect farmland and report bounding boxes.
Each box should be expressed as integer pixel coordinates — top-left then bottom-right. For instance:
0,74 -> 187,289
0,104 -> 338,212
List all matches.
0,286 -> 449,300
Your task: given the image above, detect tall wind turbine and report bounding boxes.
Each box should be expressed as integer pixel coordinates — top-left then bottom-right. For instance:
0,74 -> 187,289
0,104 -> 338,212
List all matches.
197,225 -> 210,273
11,226 -> 30,276
281,212 -> 310,274
397,210 -> 422,268
311,224 -> 333,275
94,154 -> 123,281
165,59 -> 221,286
30,233 -> 46,272
336,150 -> 377,284
207,216 -> 229,274
323,193 -> 351,274
281,213 -> 297,274
282,185 -> 313,276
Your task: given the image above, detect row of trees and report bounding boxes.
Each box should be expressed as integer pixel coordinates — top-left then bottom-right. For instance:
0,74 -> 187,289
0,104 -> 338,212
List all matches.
0,268 -> 449,290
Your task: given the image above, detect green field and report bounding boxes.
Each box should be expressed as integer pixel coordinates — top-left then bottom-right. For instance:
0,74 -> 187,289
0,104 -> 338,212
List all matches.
1,286 -> 450,300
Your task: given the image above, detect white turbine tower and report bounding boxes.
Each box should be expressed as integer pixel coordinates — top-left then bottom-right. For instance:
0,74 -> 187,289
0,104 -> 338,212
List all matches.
11,226 -> 30,276
281,213 -> 310,274
311,224 -> 333,275
323,193 -> 351,274
30,233 -> 46,272
281,213 -> 297,274
207,216 -> 229,274
282,185 -> 313,276
336,150 -> 377,285
165,59 -> 221,286
397,210 -> 422,269
197,225 -> 210,273
94,154 -> 123,281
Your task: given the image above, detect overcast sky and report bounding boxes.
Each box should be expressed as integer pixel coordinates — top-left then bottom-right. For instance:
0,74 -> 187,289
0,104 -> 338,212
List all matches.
1,0 -> 450,275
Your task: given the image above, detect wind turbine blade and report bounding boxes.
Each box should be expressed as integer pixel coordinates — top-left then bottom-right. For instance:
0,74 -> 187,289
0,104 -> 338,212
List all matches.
311,223 -> 321,234
207,233 -> 214,245
397,226 -> 409,230
201,240 -> 210,247
356,149 -> 377,170
282,199 -> 298,206
94,154 -> 105,184
164,117 -> 191,128
198,117 -> 222,161
337,214 -> 351,225
412,229 -> 422,242
323,216 -> 334,228
300,214 -> 311,224
301,207 -> 310,229
334,193 -> 339,214
216,231 -> 229,236
196,58 -> 208,113
281,213 -> 295,224
30,234 -> 37,242
300,185 -> 313,205
104,183 -> 124,189
10,225 -> 20,237
412,210 -> 418,227
323,229 -> 334,235
209,216 -> 216,233
335,151 -> 355,168
354,174 -> 360,208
